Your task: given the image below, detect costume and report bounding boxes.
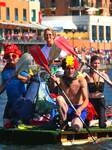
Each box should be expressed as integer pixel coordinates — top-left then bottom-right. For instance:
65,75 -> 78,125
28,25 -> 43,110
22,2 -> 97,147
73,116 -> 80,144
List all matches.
1,65 -> 28,123
88,82 -> 106,128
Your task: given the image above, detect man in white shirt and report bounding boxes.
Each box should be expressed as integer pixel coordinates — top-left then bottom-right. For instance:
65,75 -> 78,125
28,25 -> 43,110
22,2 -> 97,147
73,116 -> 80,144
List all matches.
41,28 -> 56,61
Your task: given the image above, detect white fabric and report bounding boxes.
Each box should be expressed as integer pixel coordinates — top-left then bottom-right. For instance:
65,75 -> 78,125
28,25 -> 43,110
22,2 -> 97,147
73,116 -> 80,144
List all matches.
41,44 -> 51,60
41,44 -> 68,61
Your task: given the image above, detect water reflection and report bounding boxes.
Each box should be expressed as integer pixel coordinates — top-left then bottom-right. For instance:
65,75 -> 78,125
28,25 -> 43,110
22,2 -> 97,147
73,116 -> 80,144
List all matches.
0,141 -> 112,150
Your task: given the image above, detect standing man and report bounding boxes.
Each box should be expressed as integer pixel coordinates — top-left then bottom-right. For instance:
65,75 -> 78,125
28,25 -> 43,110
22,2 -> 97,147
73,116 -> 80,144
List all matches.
41,27 -> 56,61
41,27 -> 67,63
56,55 -> 89,131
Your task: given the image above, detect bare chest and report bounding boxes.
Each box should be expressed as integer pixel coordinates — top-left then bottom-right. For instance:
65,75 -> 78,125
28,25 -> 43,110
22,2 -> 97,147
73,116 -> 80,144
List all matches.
62,80 -> 81,99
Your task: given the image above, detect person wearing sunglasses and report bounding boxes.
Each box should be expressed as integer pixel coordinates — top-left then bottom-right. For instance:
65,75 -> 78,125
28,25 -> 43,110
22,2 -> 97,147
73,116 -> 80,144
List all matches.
1,44 -> 29,128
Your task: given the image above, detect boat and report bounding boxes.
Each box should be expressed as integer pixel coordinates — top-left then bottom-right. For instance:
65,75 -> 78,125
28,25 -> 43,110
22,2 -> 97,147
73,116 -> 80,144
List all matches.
0,126 -> 112,146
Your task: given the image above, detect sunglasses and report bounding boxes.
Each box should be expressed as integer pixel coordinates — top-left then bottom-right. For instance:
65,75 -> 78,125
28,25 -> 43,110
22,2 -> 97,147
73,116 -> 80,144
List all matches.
4,54 -> 18,60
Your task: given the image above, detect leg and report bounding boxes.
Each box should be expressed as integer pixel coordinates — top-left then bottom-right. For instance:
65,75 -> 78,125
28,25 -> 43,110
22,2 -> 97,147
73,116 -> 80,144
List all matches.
3,102 -> 13,128
56,96 -> 68,121
90,98 -> 106,128
70,106 -> 87,131
99,98 -> 106,128
71,117 -> 83,131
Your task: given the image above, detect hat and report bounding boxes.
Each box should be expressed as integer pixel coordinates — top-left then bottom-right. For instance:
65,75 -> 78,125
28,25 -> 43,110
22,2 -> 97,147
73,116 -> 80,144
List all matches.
61,55 -> 79,70
4,44 -> 22,57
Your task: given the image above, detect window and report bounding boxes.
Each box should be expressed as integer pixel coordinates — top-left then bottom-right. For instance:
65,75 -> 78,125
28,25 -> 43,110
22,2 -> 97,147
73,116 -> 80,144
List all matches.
106,26 -> 111,41
92,25 -> 97,41
32,9 -> 36,21
6,7 -> 10,20
70,0 -> 84,7
51,0 -> 56,7
70,0 -> 79,7
99,26 -> 104,41
23,9 -> 27,21
15,8 -> 18,21
96,0 -> 102,8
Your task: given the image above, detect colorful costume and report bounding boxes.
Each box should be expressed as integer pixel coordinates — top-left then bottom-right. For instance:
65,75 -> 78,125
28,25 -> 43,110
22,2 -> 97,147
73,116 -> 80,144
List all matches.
2,65 -> 27,121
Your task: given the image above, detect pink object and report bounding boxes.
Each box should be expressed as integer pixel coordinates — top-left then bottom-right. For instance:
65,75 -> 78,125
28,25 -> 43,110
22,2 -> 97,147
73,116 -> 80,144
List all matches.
54,36 -> 75,55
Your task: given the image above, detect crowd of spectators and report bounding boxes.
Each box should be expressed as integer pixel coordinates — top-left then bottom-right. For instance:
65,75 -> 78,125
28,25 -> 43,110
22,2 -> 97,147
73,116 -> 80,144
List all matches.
0,32 -> 44,43
74,47 -> 112,67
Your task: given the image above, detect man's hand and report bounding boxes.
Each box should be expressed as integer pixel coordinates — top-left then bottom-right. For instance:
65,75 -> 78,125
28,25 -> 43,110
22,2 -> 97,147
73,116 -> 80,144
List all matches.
75,107 -> 82,116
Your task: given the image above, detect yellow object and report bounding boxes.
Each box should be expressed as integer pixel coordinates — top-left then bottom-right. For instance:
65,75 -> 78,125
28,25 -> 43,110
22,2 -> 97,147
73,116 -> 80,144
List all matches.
66,55 -> 74,67
77,72 -> 84,78
28,69 -> 34,76
18,124 -> 33,130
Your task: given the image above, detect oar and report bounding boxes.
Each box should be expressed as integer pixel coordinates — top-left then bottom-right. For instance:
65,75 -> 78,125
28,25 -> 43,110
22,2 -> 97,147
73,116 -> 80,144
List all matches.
55,37 -> 112,87
0,53 -> 33,94
29,45 -> 96,143
49,44 -> 61,61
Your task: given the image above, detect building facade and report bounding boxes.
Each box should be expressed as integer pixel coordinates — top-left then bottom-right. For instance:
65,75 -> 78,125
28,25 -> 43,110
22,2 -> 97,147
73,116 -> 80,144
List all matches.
42,15 -> 112,51
0,0 -> 45,49
40,0 -> 111,16
40,0 -> 112,51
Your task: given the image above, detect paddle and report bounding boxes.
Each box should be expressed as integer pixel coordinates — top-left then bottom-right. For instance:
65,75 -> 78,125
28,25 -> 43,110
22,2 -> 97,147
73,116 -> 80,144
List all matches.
49,44 -> 61,61
29,45 -> 96,143
0,53 -> 33,94
55,37 -> 112,87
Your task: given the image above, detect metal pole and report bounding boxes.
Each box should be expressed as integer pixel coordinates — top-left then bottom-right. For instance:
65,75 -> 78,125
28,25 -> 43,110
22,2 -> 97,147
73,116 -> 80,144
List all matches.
79,0 -> 81,16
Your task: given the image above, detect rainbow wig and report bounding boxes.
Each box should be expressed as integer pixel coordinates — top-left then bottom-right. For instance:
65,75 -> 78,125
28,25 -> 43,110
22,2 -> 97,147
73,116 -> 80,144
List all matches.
61,55 -> 79,70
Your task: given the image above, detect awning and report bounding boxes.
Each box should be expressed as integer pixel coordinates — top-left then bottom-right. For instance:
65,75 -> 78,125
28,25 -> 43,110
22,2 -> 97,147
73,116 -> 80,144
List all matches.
0,22 -> 47,30
42,20 -> 77,30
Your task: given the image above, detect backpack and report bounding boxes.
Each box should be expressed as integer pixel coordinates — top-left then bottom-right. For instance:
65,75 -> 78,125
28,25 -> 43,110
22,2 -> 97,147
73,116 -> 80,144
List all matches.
34,72 -> 58,119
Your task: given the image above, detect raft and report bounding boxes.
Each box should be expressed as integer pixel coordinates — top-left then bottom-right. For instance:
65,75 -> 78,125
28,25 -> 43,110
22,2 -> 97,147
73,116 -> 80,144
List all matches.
0,126 -> 112,146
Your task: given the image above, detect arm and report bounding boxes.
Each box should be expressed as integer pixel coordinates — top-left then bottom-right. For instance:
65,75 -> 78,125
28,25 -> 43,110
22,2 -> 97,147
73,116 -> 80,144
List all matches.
102,71 -> 112,86
78,77 -> 89,114
17,74 -> 30,83
17,71 -> 31,83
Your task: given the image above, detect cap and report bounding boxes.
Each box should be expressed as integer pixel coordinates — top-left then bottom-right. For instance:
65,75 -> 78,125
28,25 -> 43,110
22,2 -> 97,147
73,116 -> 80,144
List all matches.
4,44 -> 22,57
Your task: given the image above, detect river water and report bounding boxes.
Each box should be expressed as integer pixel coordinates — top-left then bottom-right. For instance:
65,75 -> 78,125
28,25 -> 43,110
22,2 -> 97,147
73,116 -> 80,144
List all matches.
0,70 -> 112,150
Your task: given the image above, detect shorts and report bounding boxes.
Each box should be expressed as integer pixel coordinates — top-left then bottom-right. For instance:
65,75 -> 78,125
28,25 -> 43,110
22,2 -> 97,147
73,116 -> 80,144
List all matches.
67,104 -> 87,121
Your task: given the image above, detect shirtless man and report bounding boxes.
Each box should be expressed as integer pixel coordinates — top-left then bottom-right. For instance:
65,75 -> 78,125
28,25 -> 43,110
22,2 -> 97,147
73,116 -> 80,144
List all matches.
56,55 -> 89,131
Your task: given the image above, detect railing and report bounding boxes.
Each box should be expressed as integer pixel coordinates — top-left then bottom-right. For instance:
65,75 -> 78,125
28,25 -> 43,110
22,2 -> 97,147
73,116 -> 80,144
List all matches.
0,35 -> 45,45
